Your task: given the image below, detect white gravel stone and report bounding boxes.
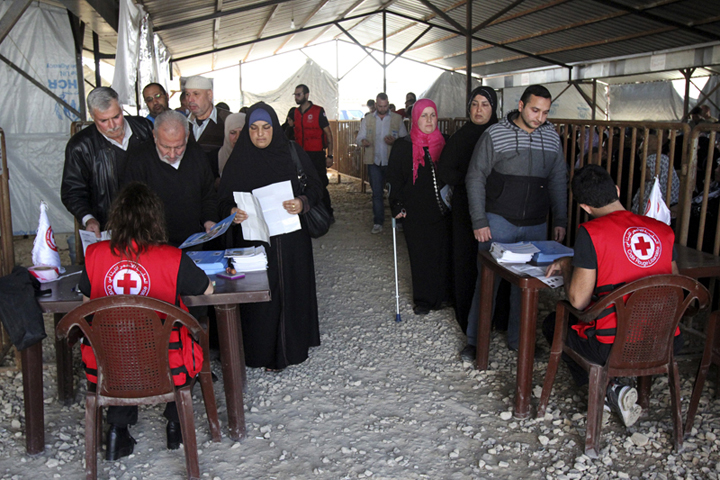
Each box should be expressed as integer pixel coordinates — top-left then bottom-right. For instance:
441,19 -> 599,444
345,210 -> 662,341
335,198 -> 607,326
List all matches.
539,435 -> 550,446
631,432 -> 649,447
500,411 -> 513,421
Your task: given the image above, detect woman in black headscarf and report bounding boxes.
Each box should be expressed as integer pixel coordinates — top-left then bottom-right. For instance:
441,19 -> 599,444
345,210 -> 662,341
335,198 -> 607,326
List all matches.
437,87 -> 498,334
218,102 -> 322,371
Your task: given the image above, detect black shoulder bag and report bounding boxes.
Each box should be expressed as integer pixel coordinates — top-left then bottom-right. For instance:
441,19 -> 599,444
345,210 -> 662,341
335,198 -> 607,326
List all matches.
289,144 -> 332,238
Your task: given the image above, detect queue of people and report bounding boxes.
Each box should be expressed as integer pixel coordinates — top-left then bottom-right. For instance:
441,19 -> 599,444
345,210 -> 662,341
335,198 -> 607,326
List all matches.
60,78 -> 689,461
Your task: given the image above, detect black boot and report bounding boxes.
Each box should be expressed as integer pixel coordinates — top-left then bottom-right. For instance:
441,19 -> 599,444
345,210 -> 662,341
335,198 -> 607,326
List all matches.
106,425 -> 136,461
166,421 -> 183,450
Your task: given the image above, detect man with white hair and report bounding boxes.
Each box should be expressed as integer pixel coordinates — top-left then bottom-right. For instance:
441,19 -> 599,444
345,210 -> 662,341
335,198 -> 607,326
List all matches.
122,110 -> 218,247
61,86 -> 153,237
185,75 -> 230,179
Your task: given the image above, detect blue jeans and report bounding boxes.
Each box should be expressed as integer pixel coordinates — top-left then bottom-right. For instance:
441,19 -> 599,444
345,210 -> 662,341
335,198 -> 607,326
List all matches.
466,213 -> 548,349
368,164 -> 387,225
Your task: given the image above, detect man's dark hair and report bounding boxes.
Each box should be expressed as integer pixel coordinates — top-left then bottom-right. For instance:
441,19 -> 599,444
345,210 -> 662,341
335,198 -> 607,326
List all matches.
571,165 -> 619,208
142,82 -> 167,96
296,84 -> 309,94
690,106 -> 702,115
107,182 -> 168,260
520,84 -> 552,105
376,93 -> 388,102
216,102 -> 230,111
407,92 -> 416,102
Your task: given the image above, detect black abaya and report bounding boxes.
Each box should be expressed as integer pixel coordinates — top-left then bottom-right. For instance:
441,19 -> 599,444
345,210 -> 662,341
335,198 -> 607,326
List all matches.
437,88 -> 498,331
388,137 -> 451,311
218,103 -> 322,370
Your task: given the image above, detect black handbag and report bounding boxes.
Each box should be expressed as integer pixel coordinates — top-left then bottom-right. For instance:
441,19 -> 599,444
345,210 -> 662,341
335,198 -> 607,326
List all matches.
289,144 -> 331,238
0,266 -> 47,350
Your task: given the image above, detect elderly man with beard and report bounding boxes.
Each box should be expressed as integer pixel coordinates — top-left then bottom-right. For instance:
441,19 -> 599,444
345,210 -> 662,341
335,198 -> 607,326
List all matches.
185,75 -> 230,179
121,110 -> 218,248
142,82 -> 169,123
62,87 -> 154,237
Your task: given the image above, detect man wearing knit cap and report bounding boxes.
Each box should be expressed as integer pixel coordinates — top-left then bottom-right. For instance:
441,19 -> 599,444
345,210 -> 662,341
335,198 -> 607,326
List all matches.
185,75 -> 230,179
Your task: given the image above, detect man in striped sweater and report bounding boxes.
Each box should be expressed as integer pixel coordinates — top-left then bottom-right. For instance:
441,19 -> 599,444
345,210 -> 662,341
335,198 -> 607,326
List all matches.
462,84 -> 567,357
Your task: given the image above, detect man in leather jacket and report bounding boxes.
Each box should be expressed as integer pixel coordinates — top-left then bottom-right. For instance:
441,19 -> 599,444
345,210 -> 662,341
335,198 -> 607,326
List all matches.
61,87 -> 153,237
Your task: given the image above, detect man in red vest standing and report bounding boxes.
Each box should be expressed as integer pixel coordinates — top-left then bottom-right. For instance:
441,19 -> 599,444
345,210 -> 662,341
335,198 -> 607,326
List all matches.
293,84 -> 335,221
543,164 -> 680,428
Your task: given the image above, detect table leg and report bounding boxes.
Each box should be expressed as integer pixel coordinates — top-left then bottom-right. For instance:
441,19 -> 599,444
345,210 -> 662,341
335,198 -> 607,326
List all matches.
475,262 -> 495,371
54,313 -> 74,405
514,287 -> 539,419
21,342 -> 44,454
214,304 -> 246,441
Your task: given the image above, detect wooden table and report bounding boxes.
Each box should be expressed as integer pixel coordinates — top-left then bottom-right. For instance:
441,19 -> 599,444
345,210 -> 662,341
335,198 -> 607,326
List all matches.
28,267 -> 270,455
475,251 -> 550,419
475,245 -> 720,419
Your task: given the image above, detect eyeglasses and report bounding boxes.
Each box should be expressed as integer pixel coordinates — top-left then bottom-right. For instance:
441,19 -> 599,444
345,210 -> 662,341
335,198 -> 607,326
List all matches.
144,93 -> 165,102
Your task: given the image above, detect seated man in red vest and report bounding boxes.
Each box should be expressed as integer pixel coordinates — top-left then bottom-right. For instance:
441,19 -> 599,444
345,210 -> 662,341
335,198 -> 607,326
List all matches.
543,164 -> 681,428
79,182 -> 213,460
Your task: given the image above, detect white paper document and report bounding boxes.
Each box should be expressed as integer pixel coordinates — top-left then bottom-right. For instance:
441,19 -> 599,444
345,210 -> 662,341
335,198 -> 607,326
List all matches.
78,229 -> 111,255
505,263 -> 564,288
234,180 -> 301,243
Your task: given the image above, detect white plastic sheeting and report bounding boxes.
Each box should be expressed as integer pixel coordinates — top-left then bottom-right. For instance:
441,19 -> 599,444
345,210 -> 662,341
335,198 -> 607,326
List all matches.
419,71 -> 482,118
243,58 -> 338,121
0,2 -> 78,234
608,81 -> 685,121
112,0 -> 171,111
502,83 -> 608,120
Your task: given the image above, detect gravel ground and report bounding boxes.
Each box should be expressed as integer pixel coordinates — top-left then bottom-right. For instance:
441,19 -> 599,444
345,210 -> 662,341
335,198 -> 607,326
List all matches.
0,175 -> 719,479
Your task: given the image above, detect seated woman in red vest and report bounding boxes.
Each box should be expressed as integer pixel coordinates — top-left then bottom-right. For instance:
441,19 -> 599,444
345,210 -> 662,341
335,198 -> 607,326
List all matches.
78,182 -> 213,460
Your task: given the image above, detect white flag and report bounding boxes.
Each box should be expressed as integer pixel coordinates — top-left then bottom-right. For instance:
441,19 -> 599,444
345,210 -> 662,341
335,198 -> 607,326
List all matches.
32,202 -> 64,272
643,177 -> 671,225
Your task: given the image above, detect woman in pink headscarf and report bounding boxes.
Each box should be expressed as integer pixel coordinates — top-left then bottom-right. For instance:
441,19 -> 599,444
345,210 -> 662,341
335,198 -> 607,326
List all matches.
387,99 -> 452,315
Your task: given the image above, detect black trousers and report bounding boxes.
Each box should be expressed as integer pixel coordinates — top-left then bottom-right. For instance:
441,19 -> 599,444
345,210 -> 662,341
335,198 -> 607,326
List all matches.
107,403 -> 179,427
306,150 -> 333,216
542,312 -> 684,386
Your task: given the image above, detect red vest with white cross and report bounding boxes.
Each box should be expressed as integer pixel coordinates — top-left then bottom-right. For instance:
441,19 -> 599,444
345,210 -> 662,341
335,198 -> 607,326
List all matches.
81,241 -> 202,385
572,210 -> 675,344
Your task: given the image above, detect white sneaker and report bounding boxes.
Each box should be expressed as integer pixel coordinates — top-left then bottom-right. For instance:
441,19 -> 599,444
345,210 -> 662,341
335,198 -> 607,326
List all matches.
371,224 -> 383,234
606,384 -> 641,428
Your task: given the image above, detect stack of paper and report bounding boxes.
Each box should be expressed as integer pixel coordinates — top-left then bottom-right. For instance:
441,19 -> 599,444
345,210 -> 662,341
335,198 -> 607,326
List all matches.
225,246 -> 268,272
489,242 -> 540,263
530,241 -> 574,264
185,250 -> 228,275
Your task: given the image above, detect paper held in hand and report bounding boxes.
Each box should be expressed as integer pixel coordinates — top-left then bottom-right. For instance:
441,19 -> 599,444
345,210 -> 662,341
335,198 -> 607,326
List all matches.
78,230 -> 111,255
233,180 -> 301,244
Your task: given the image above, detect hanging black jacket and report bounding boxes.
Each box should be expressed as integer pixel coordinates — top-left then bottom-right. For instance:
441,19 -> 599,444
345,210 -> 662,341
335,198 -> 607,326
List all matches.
61,116 -> 153,229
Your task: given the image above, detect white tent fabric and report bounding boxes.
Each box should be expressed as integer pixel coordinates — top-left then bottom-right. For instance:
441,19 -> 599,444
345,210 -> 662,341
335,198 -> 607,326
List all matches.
0,2 -> 78,234
608,81 -> 685,121
243,58 -> 338,120
113,0 -> 171,110
419,71 -> 482,118
502,83 -> 608,120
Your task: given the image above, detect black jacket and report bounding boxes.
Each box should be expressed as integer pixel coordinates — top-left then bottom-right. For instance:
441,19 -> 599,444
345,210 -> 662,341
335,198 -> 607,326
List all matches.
61,116 -> 153,229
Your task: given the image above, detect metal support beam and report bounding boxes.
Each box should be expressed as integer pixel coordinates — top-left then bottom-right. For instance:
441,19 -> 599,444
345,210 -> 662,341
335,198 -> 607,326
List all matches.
682,68 -> 695,120
466,0 -> 472,99
386,9 -> 568,69
92,31 -> 101,88
383,10 -> 387,93
154,0 -> 293,32
334,22 -> 384,68
172,11 -> 371,63
386,26 -> 432,66
0,0 -> 32,46
417,0 -> 466,34
0,54 -> 81,118
592,78 -> 597,120
471,0 -> 525,34
590,0 -> 720,42
68,11 -> 86,120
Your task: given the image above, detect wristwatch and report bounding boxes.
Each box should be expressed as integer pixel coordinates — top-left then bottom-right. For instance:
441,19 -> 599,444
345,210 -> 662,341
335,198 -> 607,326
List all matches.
327,155 -> 334,159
